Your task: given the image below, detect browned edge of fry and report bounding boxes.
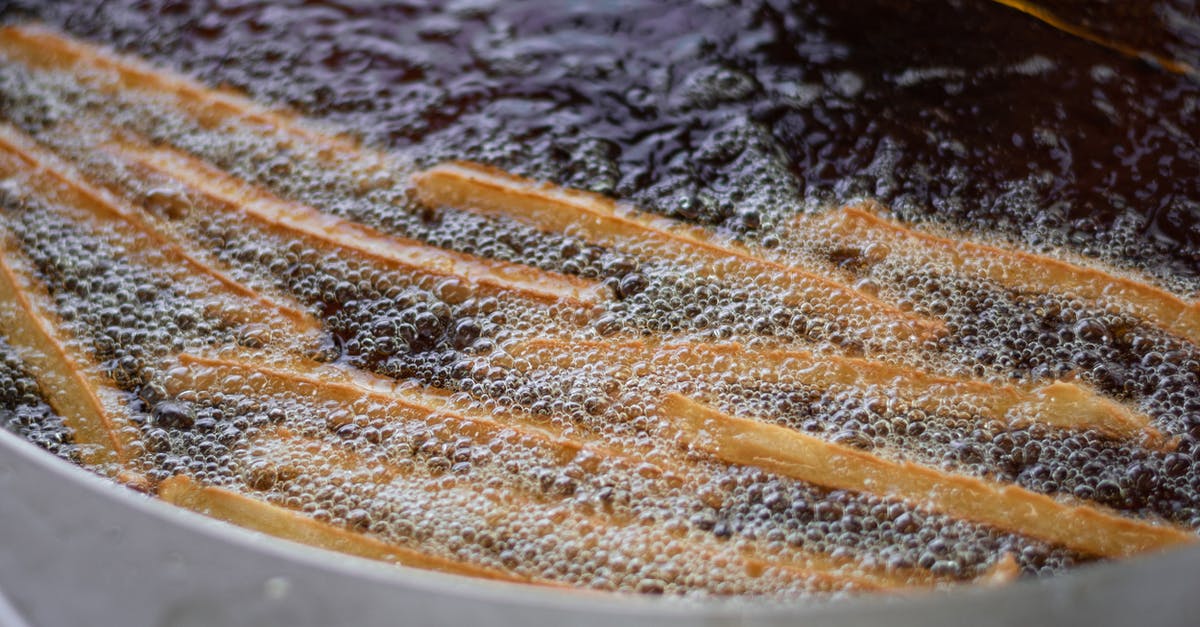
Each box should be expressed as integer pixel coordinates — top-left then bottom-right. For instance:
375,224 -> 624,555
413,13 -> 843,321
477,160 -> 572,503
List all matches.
412,161 -> 945,342
509,337 -> 1163,447
0,122 -> 321,337
0,231 -> 130,467
102,136 -> 606,308
158,474 -> 537,583
988,1 -> 1199,78
659,393 -> 1196,558
803,205 -> 1200,348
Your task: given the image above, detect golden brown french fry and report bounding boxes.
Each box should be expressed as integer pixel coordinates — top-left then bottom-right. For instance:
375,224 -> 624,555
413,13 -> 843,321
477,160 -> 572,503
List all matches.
0,122 -> 320,336
192,346 -> 613,450
104,138 -> 605,308
413,161 -> 944,343
660,394 -> 1195,558
510,338 -> 1162,446
169,352 -> 599,467
800,206 -> 1200,347
0,24 -> 359,155
0,233 -> 133,467
158,475 -> 535,583
988,1 -> 1198,78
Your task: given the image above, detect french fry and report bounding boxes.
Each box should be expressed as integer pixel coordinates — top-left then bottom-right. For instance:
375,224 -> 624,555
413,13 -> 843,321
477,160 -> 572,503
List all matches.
799,206 -> 1200,347
0,233 -> 133,467
236,429 -> 887,593
988,1 -> 1198,78
0,24 -> 359,155
159,475 -> 533,583
413,161 -> 944,343
105,138 -> 605,308
0,122 -> 320,336
511,338 -> 1162,446
660,394 -> 1195,558
170,352 -> 601,467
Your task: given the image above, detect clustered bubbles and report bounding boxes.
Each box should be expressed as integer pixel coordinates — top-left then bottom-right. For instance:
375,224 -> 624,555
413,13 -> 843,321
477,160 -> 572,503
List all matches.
0,0 -> 1198,601
17,0 -> 1200,282
0,338 -> 77,461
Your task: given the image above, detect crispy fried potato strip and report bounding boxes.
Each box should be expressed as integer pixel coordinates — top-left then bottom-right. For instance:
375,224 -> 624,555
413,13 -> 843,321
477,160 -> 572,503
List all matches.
798,206 -> 1200,347
0,24 -> 359,154
511,338 -> 1162,446
660,394 -> 1195,558
0,122 -> 320,336
105,139 -> 605,308
0,233 -> 133,467
159,475 -> 534,583
988,1 -> 1198,78
413,161 -> 944,343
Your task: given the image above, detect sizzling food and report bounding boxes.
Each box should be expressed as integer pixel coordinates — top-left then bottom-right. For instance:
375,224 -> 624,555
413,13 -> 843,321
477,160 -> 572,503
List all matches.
0,24 -> 1197,599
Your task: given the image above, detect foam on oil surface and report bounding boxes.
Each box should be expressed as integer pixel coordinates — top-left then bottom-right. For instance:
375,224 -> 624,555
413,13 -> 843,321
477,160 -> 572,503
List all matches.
0,19 -> 1195,599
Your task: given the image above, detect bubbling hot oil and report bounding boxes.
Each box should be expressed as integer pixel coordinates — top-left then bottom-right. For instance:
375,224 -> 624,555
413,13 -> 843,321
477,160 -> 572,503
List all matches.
0,335 -> 76,461
15,0 -> 1200,286
0,7 -> 1197,601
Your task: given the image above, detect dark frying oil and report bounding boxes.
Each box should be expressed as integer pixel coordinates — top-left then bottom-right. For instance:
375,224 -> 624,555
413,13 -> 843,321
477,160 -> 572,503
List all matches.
7,0 -> 1199,286
1,0 -> 1199,594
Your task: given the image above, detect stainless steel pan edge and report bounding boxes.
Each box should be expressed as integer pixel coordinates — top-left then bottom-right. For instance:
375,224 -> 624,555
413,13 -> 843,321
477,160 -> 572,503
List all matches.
1,428 -> 1198,627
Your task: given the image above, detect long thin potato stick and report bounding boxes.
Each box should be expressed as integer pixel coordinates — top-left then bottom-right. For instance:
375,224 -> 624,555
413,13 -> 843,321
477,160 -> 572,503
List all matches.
0,24 -> 359,155
800,206 -> 1200,347
413,161 -> 943,342
660,394 -> 1195,558
169,353 -> 599,467
0,234 -> 132,466
158,475 -> 535,583
988,1 -> 1198,78
195,346 -> 613,450
0,123 -> 319,336
105,139 -> 604,307
511,338 -> 1161,446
